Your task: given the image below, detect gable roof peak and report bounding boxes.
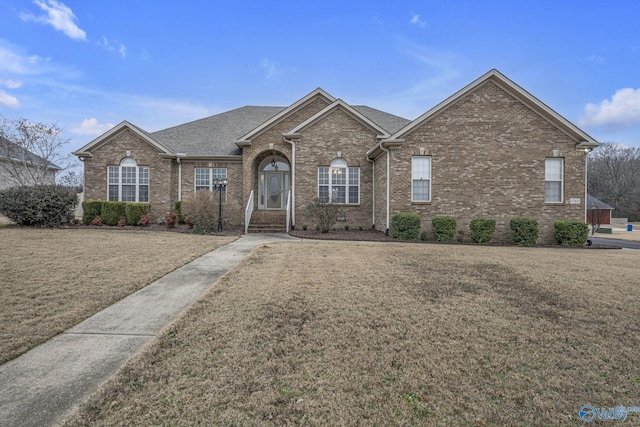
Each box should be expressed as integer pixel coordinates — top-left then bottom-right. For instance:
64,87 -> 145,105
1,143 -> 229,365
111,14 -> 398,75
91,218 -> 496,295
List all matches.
235,87 -> 336,145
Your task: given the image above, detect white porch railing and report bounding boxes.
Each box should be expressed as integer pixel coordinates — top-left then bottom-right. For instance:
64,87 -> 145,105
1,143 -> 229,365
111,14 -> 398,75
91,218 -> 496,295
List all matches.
244,190 -> 254,234
285,189 -> 291,233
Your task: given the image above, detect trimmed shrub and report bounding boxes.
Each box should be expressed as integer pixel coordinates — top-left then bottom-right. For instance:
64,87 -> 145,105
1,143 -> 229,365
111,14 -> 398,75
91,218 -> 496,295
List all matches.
100,201 -> 126,226
420,230 -> 429,241
0,185 -> 77,227
82,200 -> 103,225
432,216 -> 457,242
125,203 -> 149,226
391,212 -> 421,240
510,217 -> 538,247
554,220 -> 589,247
305,198 -> 345,233
470,218 -> 496,244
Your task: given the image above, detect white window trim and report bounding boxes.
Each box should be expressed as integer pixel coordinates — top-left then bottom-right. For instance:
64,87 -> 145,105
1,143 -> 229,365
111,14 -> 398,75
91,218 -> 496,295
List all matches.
411,156 -> 431,202
107,160 -> 149,203
194,167 -> 227,192
545,158 -> 564,204
317,163 -> 360,205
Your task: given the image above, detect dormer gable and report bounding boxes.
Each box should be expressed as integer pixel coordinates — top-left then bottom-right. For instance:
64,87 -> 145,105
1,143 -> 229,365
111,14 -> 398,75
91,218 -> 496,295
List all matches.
235,88 -> 335,147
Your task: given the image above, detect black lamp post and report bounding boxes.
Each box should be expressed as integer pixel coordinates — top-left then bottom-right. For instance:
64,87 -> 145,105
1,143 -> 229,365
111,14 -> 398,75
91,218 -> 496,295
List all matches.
213,178 -> 227,232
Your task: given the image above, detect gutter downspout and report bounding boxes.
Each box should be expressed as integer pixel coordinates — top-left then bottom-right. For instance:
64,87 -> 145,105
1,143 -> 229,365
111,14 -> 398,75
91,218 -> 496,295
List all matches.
367,155 -> 375,228
283,136 -> 296,229
176,153 -> 186,201
380,144 -> 391,236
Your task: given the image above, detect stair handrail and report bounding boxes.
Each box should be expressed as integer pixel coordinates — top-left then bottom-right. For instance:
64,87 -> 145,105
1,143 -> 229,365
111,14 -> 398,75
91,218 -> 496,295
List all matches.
244,190 -> 254,234
285,189 -> 292,233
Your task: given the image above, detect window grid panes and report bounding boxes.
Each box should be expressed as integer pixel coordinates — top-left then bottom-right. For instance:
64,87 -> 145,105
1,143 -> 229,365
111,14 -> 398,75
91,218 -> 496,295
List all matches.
106,158 -> 149,203
545,158 -> 563,203
317,162 -> 359,204
194,168 -> 227,192
412,157 -> 431,202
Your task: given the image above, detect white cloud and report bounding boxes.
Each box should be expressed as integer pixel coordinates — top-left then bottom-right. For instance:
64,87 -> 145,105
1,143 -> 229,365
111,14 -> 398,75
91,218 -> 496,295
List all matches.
0,41 -> 42,74
410,12 -> 427,28
580,88 -> 640,128
0,90 -> 21,109
20,0 -> 86,41
261,58 -> 281,79
98,36 -> 127,59
1,79 -> 22,89
71,118 -> 115,136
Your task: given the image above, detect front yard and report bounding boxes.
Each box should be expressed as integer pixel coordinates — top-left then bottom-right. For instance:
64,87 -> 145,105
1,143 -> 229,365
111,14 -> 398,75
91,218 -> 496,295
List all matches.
0,228 -> 236,364
62,241 -> 640,426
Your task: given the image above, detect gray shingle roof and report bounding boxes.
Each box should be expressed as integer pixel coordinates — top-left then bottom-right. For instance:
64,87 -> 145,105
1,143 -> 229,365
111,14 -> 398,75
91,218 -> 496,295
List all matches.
149,103 -> 410,157
587,195 -> 614,210
352,106 -> 411,134
0,136 -> 61,169
152,106 -> 285,156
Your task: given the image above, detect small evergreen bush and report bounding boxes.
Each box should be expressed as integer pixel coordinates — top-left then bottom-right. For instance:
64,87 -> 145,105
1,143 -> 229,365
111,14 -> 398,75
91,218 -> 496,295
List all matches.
82,200 -> 103,225
510,217 -> 538,246
125,203 -> 149,226
175,201 -> 185,224
432,216 -> 457,242
470,218 -> 496,244
554,220 -> 589,246
420,230 -> 429,241
391,212 -> 421,240
100,201 -> 126,226
0,185 -> 77,227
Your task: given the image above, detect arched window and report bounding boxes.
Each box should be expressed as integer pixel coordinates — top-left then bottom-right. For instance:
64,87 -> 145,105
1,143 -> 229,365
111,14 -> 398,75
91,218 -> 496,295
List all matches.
318,158 -> 359,204
107,157 -> 150,202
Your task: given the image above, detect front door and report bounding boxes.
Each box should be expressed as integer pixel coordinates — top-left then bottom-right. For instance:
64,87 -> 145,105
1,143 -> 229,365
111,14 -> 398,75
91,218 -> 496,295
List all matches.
265,172 -> 283,210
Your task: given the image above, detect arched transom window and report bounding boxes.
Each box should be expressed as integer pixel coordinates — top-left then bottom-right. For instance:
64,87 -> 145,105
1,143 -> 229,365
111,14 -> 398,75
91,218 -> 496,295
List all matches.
318,158 -> 359,204
107,157 -> 149,202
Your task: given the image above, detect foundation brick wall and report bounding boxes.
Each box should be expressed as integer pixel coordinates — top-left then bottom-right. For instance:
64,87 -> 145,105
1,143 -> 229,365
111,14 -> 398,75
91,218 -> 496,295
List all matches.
388,80 -> 586,244
82,129 -> 174,219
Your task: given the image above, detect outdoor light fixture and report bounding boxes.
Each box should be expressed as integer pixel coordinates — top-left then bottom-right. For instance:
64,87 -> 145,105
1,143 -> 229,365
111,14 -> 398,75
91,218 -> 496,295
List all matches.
271,151 -> 278,171
213,178 -> 227,232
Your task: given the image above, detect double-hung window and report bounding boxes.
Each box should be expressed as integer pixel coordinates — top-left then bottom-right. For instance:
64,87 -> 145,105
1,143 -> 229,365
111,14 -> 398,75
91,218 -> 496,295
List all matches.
107,157 -> 149,202
195,167 -> 227,192
544,158 -> 563,203
318,158 -> 359,204
412,156 -> 431,202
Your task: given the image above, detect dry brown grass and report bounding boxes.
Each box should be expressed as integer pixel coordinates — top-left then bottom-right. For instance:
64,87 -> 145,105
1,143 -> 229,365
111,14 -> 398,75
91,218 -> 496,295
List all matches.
64,242 -> 640,426
0,228 -> 236,364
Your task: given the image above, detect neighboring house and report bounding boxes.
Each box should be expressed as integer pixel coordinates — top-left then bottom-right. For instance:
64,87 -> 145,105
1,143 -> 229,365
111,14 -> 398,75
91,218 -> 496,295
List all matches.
0,136 -> 60,190
73,69 -> 599,243
586,195 -> 614,225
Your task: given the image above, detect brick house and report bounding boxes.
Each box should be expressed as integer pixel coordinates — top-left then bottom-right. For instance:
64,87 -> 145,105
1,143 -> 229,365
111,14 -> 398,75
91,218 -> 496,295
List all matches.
73,69 -> 599,243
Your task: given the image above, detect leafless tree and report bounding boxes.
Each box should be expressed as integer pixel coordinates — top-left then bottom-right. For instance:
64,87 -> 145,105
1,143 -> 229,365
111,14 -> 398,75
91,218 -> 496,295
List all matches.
587,142 -> 640,217
0,116 -> 73,187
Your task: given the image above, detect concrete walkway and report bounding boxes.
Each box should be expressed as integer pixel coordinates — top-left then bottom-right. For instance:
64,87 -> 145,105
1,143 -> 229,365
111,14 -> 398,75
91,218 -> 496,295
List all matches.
0,233 -> 300,427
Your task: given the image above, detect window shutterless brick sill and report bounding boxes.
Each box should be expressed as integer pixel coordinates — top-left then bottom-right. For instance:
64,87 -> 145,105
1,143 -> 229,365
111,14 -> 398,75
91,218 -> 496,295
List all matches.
411,202 -> 432,205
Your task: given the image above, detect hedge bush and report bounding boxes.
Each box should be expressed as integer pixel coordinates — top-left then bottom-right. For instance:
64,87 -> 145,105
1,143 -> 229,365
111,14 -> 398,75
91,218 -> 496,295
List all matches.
554,220 -> 589,247
470,218 -> 496,244
432,216 -> 457,242
125,203 -> 149,226
82,200 -> 103,225
0,185 -> 77,227
391,212 -> 421,240
100,201 -> 126,226
510,217 -> 538,246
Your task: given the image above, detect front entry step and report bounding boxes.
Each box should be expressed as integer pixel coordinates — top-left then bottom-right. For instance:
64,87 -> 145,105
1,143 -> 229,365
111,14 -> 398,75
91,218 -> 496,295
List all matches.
247,210 -> 286,233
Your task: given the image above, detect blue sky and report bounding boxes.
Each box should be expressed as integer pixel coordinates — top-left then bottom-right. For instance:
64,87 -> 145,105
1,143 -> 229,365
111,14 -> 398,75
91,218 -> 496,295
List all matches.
1,0 -> 640,155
